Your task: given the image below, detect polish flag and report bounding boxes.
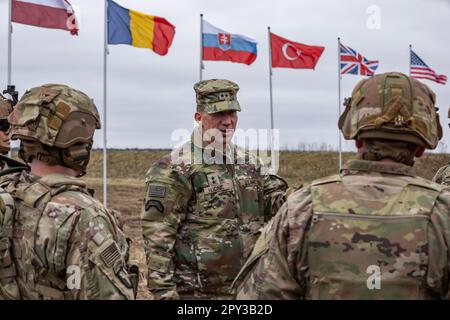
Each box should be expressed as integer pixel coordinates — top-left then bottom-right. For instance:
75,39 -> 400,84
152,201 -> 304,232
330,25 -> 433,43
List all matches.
12,0 -> 78,35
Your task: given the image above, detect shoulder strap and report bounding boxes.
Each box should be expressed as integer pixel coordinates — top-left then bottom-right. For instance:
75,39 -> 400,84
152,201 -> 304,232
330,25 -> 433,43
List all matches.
0,155 -> 29,170
18,174 -> 88,209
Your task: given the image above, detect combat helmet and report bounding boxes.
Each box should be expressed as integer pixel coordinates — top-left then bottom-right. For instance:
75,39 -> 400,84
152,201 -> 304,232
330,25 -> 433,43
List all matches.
0,93 -> 13,122
0,94 -> 13,154
338,72 -> 442,149
8,84 -> 101,176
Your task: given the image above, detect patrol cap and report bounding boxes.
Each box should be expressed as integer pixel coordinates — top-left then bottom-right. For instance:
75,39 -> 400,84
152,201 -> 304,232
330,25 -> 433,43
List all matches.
194,79 -> 241,114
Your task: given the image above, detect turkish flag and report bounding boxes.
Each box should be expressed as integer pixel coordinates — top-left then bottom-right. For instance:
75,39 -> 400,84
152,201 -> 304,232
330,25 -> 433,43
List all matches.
270,32 -> 325,69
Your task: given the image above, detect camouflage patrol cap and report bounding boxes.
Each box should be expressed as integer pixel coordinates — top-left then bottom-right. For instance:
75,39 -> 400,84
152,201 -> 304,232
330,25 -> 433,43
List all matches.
0,93 -> 13,121
194,79 -> 241,113
338,72 -> 442,149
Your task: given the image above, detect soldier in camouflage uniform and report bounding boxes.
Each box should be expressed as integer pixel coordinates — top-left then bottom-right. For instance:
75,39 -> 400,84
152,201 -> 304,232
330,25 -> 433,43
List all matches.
142,79 -> 288,299
433,107 -> 450,185
0,93 -> 13,169
236,72 -> 450,300
0,84 -> 137,300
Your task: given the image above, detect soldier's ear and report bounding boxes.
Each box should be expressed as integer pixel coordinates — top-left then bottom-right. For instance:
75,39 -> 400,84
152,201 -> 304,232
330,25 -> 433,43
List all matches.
194,112 -> 202,123
355,140 -> 363,150
415,146 -> 425,158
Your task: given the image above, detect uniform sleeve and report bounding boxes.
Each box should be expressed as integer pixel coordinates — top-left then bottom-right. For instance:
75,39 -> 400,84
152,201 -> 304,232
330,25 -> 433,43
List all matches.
433,165 -> 450,186
62,206 -> 135,300
427,189 -> 450,299
236,187 -> 313,300
141,158 -> 191,300
262,174 -> 288,220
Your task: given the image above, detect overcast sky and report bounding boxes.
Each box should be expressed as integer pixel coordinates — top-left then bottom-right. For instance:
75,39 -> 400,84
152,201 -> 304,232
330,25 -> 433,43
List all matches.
0,0 -> 449,152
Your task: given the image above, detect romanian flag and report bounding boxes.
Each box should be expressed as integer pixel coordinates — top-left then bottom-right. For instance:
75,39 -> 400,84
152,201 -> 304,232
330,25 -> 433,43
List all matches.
107,0 -> 175,56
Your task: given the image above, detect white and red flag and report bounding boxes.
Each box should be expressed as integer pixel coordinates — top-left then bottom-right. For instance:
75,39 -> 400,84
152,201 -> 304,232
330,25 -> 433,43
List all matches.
12,0 -> 78,35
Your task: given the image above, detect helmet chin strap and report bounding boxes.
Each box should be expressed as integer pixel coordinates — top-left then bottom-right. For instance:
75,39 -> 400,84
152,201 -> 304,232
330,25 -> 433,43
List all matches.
19,140 -> 91,176
61,144 -> 91,177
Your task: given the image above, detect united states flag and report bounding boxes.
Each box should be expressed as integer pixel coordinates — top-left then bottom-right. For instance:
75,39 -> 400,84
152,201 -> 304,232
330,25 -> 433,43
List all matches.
410,50 -> 447,85
339,43 -> 378,76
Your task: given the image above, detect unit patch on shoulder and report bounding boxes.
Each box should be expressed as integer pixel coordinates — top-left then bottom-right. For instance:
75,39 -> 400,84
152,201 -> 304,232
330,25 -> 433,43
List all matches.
145,200 -> 164,213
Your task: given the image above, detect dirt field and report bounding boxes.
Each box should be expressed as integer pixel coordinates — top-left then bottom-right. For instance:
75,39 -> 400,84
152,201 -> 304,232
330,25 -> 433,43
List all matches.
83,149 -> 449,299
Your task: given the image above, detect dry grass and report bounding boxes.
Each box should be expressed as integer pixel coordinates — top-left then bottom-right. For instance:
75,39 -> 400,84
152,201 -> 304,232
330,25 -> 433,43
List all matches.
82,149 -> 449,299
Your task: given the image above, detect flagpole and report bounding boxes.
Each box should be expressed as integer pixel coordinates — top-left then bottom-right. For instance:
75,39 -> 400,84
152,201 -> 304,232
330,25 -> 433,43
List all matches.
7,0 -> 12,87
6,0 -> 13,159
337,37 -> 343,171
103,0 -> 109,207
267,27 -> 276,170
199,14 -> 204,81
409,44 -> 412,76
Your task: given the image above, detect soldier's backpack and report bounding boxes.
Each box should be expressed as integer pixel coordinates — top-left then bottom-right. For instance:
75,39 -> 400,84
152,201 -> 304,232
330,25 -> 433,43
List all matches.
0,168 -> 138,300
307,174 -> 444,299
0,157 -> 29,299
0,186 -> 21,299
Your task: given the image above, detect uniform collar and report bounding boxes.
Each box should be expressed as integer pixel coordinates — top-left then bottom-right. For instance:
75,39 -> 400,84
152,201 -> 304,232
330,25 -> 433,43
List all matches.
341,159 -> 417,177
190,127 -> 238,164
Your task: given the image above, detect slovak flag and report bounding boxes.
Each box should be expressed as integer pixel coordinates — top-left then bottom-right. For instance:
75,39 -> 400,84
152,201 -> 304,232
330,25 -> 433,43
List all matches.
202,20 -> 257,65
12,0 -> 78,35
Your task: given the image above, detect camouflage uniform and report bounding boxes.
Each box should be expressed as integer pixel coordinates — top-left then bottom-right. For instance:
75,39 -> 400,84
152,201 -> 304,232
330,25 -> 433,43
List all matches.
433,163 -> 450,185
0,94 -> 13,169
433,108 -> 450,186
236,72 -> 450,300
0,84 -> 137,300
142,79 -> 288,299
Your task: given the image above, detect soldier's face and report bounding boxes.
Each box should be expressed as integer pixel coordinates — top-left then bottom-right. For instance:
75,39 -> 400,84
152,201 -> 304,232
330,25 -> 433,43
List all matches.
195,110 -> 238,144
0,130 -> 10,153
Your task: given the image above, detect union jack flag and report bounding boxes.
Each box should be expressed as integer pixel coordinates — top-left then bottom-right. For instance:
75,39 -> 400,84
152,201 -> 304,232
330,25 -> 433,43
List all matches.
410,50 -> 447,85
339,42 -> 379,76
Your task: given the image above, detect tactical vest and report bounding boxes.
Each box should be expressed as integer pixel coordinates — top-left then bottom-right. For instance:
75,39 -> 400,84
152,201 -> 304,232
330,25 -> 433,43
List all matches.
0,171 -> 137,300
307,174 -> 444,299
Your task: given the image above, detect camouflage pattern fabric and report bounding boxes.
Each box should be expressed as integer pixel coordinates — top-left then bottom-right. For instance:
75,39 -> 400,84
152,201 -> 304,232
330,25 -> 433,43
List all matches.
339,72 -> 442,149
433,163 -> 450,186
0,170 -> 136,300
0,94 -> 13,120
0,93 -> 13,157
142,138 -> 287,299
236,159 -> 450,300
8,84 -> 100,149
194,79 -> 241,114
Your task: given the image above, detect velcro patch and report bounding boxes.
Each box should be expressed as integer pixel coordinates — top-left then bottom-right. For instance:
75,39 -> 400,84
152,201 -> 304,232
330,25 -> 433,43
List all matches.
148,185 -> 166,198
100,242 -> 121,268
145,199 -> 164,213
